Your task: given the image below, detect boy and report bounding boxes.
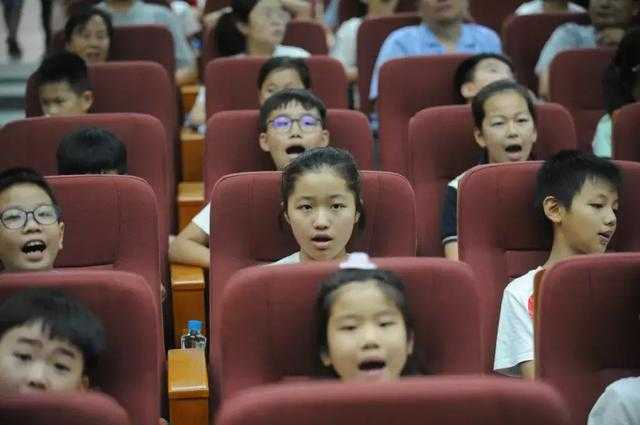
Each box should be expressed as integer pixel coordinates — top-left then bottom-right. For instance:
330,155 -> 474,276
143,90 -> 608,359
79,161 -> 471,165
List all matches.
0,288 -> 105,393
169,88 -> 330,268
494,150 -> 620,378
0,168 -> 65,273
57,128 -> 128,175
35,52 -> 94,117
453,53 -> 515,103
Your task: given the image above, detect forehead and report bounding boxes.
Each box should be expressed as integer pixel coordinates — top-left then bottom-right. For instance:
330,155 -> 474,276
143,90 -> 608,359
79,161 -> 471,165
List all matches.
39,81 -> 78,98
330,280 -> 398,316
575,176 -> 619,200
290,168 -> 350,197
0,183 -> 53,209
73,14 -> 107,32
483,90 -> 529,115
263,68 -> 304,86
475,58 -> 511,72
268,101 -> 319,119
254,0 -> 283,11
0,320 -> 78,353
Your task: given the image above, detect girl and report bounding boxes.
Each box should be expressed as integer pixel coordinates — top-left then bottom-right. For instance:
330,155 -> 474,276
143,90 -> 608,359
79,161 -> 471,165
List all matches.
274,147 -> 365,264
258,56 -> 310,104
315,254 -> 417,381
441,80 -> 538,260
64,7 -> 113,64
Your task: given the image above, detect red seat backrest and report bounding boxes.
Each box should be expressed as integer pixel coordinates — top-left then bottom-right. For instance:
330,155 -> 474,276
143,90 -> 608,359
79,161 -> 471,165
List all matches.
337,0 -> 416,26
219,258 -> 483,399
377,54 -> 471,175
469,0 -> 523,33
409,103 -> 576,256
458,161 -> 640,371
549,48 -> 616,152
613,102 -> 640,160
356,13 -> 421,114
203,109 -> 373,197
0,270 -> 161,425
205,56 -> 348,117
501,13 -> 591,92
537,253 -> 640,425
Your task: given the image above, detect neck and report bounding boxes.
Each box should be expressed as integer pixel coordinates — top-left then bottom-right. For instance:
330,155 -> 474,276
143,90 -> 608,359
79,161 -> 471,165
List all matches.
299,249 -> 347,263
246,38 -> 276,56
424,19 -> 462,43
543,233 -> 577,269
542,0 -> 570,13
106,0 -> 134,10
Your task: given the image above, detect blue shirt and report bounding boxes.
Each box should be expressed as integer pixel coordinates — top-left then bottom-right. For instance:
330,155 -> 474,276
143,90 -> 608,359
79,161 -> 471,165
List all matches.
369,23 -> 502,100
535,23 -> 596,75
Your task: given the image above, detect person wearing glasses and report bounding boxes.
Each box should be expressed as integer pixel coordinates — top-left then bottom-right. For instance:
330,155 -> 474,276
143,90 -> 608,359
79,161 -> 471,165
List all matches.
0,168 -> 64,273
169,88 -> 329,268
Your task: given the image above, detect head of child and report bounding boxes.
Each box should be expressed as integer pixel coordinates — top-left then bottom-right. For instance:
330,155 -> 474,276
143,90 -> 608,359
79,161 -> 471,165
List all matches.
35,52 -> 93,117
471,80 -> 537,164
57,128 -> 128,175
257,57 -> 311,105
64,7 -> 113,64
454,53 -> 515,103
0,168 -> 64,273
259,88 -> 330,171
281,147 -> 364,263
0,288 -> 105,394
604,27 -> 640,115
535,150 -> 621,258
215,0 -> 291,56
316,260 -> 414,381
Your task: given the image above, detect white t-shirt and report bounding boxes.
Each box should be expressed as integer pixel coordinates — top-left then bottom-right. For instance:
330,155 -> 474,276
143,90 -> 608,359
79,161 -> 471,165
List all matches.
494,267 -> 543,376
192,202 -> 211,234
330,17 -> 362,69
515,1 -> 586,15
588,377 -> 640,425
271,252 -> 301,265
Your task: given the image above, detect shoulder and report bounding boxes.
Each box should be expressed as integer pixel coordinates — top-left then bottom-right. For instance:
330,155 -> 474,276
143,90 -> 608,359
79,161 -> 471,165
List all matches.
504,267 -> 541,299
464,23 -> 499,38
386,25 -> 424,42
553,22 -> 594,37
270,252 -> 301,265
339,17 -> 362,32
447,171 -> 467,190
515,1 -> 541,15
274,45 -> 310,58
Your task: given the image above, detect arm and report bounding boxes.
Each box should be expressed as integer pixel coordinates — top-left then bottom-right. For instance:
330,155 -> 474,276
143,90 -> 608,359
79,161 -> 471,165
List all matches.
169,222 -> 210,268
538,70 -> 550,100
176,63 -> 198,87
444,242 -> 459,261
441,185 -> 459,260
534,24 -> 578,99
520,360 -> 535,380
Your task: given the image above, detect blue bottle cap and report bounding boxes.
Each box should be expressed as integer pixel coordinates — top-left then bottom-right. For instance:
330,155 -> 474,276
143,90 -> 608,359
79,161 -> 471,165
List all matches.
187,320 -> 202,332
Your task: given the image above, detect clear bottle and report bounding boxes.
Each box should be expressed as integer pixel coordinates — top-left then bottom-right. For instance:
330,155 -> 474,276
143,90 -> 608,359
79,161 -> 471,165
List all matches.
180,320 -> 207,350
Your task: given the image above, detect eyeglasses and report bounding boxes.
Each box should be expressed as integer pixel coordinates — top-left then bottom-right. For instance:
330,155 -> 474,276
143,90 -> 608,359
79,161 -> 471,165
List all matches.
268,114 -> 322,133
0,205 -> 61,230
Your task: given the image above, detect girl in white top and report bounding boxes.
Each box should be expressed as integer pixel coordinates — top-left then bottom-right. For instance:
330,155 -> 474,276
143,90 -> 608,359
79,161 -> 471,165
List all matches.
273,147 -> 364,264
515,0 -> 586,15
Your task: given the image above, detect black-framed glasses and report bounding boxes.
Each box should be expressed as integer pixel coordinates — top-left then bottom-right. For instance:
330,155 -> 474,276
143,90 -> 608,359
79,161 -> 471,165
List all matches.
0,205 -> 61,230
268,114 -> 322,133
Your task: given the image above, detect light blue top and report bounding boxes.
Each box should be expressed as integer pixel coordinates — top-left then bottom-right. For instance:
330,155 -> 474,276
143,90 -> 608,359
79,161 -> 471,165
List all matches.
535,23 -> 596,75
592,114 -> 612,158
369,22 -> 502,100
97,0 -> 195,70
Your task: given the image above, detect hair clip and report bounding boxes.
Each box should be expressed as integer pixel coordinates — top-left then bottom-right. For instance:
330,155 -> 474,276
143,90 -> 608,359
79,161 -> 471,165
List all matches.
339,252 -> 378,270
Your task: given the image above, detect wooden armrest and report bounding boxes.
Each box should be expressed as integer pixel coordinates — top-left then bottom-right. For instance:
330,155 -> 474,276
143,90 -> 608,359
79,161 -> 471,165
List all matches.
181,84 -> 200,112
171,263 -> 206,348
181,129 -> 204,182
177,182 -> 205,231
168,348 -> 209,425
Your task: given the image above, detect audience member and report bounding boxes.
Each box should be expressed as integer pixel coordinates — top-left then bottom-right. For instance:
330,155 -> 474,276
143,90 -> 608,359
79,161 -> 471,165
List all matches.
2,0 -> 23,58
588,376 -> 640,425
494,150 -> 620,378
57,128 -> 128,175
515,0 -> 586,15
453,53 -> 515,103
64,7 -> 113,64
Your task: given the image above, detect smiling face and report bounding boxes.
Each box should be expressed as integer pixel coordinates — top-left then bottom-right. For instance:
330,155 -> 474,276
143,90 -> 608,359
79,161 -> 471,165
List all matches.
0,320 -> 86,394
39,82 -> 92,117
420,0 -> 467,24
462,58 -> 515,101
66,14 -> 110,63
321,280 -> 413,382
590,0 -> 638,28
238,0 -> 291,50
284,168 -> 359,262
474,90 -> 537,163
258,68 -> 306,105
0,184 -> 64,272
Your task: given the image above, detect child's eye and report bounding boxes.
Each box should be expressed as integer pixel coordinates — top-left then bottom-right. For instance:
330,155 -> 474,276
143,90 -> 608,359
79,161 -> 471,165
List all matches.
590,203 -> 604,209
13,352 -> 32,362
297,204 -> 312,211
54,363 -> 71,373
331,203 -> 346,210
339,325 -> 357,331
379,321 -> 396,328
517,117 -> 530,124
490,121 -> 504,127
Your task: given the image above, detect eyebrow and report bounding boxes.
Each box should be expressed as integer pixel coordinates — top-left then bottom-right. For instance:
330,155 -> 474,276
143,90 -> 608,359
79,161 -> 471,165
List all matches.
54,347 -> 77,359
17,337 -> 42,348
334,309 -> 399,320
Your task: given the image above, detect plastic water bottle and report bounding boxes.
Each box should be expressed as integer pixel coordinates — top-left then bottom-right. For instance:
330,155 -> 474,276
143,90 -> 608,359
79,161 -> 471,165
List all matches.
181,320 -> 207,350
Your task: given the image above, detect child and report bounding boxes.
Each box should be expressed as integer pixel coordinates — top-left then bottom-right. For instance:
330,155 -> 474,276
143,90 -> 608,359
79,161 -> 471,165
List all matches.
275,146 -> 364,264
494,150 -> 620,378
35,52 -> 94,117
441,80 -> 538,260
453,53 -> 515,103
57,128 -> 128,175
515,0 -> 586,15
0,168 -> 64,273
316,253 -> 415,381
0,288 -> 105,393
169,89 -> 330,268
64,7 -> 113,64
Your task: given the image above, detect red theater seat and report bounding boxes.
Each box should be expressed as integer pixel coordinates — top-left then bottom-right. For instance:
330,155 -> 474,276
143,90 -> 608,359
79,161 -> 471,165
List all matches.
612,102 -> 640,160
536,254 -> 640,425
219,258 -> 483,399
457,161 -> 640,371
0,270 -> 161,425
408,103 -> 576,256
469,0 -> 523,33
549,48 -> 616,152
204,56 -> 348,116
338,0 -> 416,27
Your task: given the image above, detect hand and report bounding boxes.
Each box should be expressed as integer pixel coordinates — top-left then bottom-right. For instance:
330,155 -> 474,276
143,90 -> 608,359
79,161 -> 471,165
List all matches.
596,27 -> 626,47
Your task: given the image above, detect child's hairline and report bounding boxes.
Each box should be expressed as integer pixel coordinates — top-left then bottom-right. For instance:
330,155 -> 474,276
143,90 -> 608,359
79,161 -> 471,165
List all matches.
0,182 -> 57,206
38,79 -> 87,96
260,66 -> 306,90
284,165 -> 358,202
552,173 -> 620,210
474,87 -> 536,132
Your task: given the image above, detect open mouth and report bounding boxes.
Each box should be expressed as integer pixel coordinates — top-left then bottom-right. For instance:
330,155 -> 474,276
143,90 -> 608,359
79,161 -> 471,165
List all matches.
505,144 -> 523,153
358,359 -> 386,372
286,145 -> 306,155
21,240 -> 46,256
311,235 -> 333,250
598,231 -> 613,245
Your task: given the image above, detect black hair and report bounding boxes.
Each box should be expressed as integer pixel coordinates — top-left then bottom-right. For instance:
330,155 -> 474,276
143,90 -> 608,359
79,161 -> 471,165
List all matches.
454,53 -> 515,104
315,268 -> 419,377
63,7 -> 113,50
0,167 -> 59,208
603,27 -> 640,115
259,88 -> 327,132
57,128 -> 128,175
35,51 -> 91,94
257,57 -> 311,91
471,79 -> 537,130
280,147 -> 366,232
0,288 -> 106,380
535,150 -> 622,220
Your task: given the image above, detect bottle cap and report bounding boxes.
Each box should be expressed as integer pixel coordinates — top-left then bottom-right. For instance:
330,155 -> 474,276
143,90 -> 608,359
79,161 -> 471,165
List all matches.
187,320 -> 202,332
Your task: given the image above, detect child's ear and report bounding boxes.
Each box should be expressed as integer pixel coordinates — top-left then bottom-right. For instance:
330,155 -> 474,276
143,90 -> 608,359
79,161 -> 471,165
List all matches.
259,132 -> 270,153
406,331 -> 414,356
80,375 -> 90,391
543,196 -> 564,224
235,20 -> 249,36
319,129 -> 330,147
460,82 -> 477,102
320,349 -> 331,367
354,199 -> 363,223
283,203 -> 290,224
81,90 -> 94,113
473,127 -> 486,149
58,222 -> 65,250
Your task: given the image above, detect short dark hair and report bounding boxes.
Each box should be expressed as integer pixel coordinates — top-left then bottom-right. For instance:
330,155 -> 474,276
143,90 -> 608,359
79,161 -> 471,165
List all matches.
603,27 -> 640,115
0,167 -> 59,208
535,150 -> 622,219
257,57 -> 311,91
35,52 -> 91,94
214,0 -> 261,56
259,88 -> 327,132
0,288 -> 106,379
454,53 -> 514,103
63,7 -> 113,48
471,79 -> 536,130
57,128 -> 128,175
